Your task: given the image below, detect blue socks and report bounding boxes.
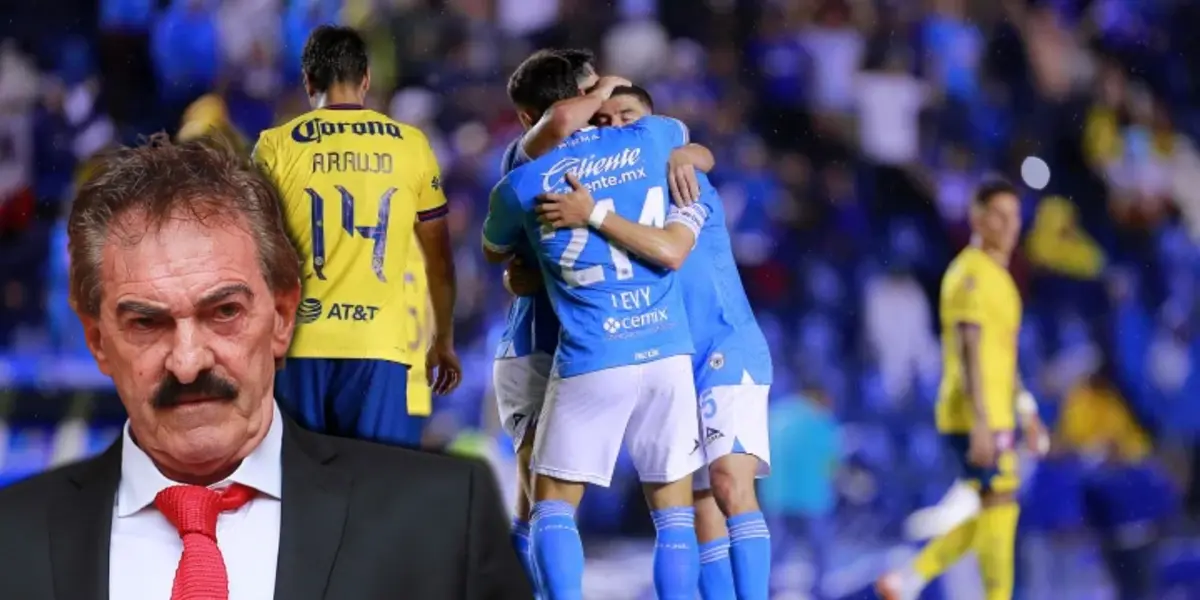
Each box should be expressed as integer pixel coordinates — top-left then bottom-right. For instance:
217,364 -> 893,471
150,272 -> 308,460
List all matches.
511,518 -> 542,599
699,537 -> 736,599
651,507 -> 701,600
728,511 -> 771,600
531,501 -> 584,600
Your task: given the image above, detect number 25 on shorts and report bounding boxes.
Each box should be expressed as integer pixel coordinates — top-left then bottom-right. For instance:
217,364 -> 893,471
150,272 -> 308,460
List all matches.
305,185 -> 396,282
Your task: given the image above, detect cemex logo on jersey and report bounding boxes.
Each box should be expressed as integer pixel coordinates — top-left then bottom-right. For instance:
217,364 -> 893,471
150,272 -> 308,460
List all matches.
691,427 -> 725,455
290,118 -> 403,144
541,147 -> 646,193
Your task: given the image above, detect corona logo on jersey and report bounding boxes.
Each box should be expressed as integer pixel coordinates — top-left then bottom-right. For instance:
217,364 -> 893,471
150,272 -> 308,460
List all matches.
290,118 -> 404,144
541,147 -> 646,192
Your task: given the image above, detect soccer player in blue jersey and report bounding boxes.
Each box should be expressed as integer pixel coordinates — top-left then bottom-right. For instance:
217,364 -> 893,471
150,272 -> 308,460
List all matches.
484,72 -> 705,600
538,86 -> 775,600
494,48 -> 610,596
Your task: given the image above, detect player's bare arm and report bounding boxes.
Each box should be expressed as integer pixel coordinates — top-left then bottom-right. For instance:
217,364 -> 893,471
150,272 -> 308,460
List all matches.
415,217 -> 462,394
537,172 -> 697,270
522,75 -> 632,158
957,322 -> 995,467
667,143 -> 714,206
1015,374 -> 1049,454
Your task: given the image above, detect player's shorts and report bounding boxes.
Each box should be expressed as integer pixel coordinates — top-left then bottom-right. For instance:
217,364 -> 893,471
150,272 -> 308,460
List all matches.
274,357 -> 425,448
493,353 -> 553,451
693,378 -> 772,491
943,431 -> 1018,495
533,354 -> 704,487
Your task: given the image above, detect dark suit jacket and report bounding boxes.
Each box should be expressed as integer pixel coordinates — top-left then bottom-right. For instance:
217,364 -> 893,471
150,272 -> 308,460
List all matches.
0,417 -> 533,600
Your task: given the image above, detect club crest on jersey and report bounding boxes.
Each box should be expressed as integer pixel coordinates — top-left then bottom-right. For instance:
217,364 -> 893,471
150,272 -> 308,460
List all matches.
709,352 -> 725,370
541,147 -> 642,192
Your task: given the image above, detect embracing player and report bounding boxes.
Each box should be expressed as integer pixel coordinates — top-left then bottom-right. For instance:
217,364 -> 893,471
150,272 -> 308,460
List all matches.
877,179 -> 1046,600
493,48 -> 604,594
538,85 -> 774,600
253,25 -> 461,447
484,60 -> 704,600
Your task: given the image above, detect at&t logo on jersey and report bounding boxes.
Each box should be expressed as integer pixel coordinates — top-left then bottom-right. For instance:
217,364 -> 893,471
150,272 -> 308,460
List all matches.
296,298 -> 381,323
541,147 -> 646,193
290,118 -> 403,144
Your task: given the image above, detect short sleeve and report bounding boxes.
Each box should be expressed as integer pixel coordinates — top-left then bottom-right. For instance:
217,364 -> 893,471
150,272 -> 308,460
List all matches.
415,132 -> 449,222
482,181 -> 522,254
637,115 -> 690,150
251,133 -> 277,177
941,265 -> 986,325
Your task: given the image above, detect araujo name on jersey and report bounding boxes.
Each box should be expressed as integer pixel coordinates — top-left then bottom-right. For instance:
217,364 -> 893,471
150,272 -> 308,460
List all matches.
541,147 -> 645,192
291,118 -> 403,144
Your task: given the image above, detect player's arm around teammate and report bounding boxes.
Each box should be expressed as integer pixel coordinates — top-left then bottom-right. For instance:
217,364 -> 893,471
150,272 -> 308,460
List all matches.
537,172 -> 701,270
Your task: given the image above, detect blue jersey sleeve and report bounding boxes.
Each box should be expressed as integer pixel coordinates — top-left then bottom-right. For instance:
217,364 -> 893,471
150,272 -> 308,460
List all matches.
482,180 -> 523,254
635,115 -> 690,150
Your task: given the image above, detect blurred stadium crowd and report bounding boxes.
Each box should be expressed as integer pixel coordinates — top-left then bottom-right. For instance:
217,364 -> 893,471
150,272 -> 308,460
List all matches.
3,0 -> 1200,597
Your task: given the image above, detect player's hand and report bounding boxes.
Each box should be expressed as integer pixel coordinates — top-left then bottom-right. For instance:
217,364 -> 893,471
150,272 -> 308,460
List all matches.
426,337 -> 462,395
504,256 -> 544,297
967,423 -> 997,468
591,75 -> 633,99
1022,414 -> 1050,456
536,172 -> 595,229
667,149 -> 701,206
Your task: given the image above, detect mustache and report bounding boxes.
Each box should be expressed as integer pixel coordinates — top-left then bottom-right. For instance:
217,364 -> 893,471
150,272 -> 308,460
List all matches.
152,370 -> 239,408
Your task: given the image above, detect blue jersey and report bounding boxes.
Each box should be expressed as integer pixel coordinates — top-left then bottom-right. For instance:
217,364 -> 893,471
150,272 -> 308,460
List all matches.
484,116 -> 694,377
666,177 -> 774,389
493,138 -> 560,359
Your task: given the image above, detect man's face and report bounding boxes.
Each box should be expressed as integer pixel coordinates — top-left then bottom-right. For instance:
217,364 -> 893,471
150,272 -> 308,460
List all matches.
971,192 -> 1022,255
81,212 -> 298,478
593,94 -> 649,127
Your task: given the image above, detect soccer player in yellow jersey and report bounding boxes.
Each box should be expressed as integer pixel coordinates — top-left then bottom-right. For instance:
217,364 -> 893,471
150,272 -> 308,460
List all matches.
878,180 -> 1045,600
253,25 -> 461,448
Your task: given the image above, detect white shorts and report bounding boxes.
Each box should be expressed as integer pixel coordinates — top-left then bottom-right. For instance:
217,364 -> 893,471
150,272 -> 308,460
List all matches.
533,354 -> 704,487
493,353 -> 553,451
693,379 -> 772,491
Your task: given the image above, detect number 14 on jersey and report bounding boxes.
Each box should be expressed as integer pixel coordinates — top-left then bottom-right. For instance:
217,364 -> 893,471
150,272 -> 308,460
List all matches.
305,185 -> 396,282
544,185 -> 666,287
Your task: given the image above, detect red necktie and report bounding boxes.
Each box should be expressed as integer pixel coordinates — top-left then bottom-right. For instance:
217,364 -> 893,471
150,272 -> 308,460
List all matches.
155,483 -> 258,600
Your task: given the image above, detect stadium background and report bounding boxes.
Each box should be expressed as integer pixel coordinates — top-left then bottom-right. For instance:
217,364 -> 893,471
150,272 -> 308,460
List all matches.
2,0 -> 1200,597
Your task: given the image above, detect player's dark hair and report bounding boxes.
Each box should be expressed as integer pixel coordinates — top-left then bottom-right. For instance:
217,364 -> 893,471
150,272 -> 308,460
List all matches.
611,85 -> 655,112
973,178 -> 1019,206
302,25 -> 369,94
68,133 -> 301,317
507,48 -> 595,117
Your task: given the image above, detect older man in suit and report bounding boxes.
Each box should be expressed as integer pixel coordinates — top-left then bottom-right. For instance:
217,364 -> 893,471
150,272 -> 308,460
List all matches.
0,135 -> 532,600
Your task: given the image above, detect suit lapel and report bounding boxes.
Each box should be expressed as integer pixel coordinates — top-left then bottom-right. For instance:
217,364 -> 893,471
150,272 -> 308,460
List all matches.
274,419 -> 351,600
50,440 -> 121,600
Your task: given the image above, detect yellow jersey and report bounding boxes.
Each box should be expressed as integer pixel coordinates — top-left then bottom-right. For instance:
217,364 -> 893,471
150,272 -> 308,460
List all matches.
402,238 -> 434,416
253,105 -> 447,365
936,247 -> 1021,433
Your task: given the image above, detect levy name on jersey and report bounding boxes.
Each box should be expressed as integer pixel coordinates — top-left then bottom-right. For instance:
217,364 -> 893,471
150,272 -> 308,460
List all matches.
485,116 -> 694,377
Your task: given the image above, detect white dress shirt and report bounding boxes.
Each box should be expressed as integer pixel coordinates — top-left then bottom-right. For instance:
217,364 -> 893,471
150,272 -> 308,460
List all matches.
109,405 -> 284,600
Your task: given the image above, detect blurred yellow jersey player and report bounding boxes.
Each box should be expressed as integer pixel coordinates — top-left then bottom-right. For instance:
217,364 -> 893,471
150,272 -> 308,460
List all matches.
879,180 -> 1039,600
255,25 -> 461,448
